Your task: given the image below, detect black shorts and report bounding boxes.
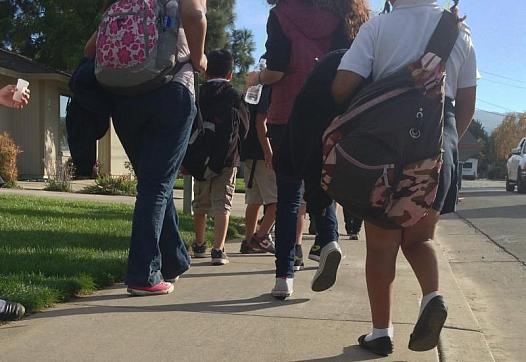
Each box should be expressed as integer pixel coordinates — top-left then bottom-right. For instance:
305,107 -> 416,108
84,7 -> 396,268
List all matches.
432,98 -> 459,214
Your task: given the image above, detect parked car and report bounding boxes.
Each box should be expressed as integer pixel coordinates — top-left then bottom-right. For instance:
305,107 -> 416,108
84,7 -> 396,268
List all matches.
462,158 -> 478,180
506,137 -> 526,193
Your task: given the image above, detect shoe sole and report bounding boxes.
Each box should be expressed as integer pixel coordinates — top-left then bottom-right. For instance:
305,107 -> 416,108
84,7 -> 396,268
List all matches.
311,247 -> 341,292
293,264 -> 304,272
308,254 -> 320,262
211,258 -> 229,266
127,284 -> 174,296
193,252 -> 207,258
408,299 -> 448,351
164,276 -> 180,284
271,291 -> 293,300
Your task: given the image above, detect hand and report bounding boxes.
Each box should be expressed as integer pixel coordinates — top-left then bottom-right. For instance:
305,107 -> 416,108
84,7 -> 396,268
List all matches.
0,85 -> 30,109
245,71 -> 260,88
191,54 -> 207,74
264,150 -> 274,170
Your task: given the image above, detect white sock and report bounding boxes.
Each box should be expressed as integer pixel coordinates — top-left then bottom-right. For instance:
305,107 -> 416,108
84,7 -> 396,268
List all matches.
420,291 -> 440,317
364,325 -> 393,342
0,299 -> 6,313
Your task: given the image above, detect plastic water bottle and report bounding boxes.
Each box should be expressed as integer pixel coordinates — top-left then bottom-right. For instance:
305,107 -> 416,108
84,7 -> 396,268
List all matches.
245,59 -> 267,105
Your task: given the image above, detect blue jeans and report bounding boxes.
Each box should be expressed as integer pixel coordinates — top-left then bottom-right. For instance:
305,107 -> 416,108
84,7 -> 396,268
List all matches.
112,82 -> 197,287
275,174 -> 339,278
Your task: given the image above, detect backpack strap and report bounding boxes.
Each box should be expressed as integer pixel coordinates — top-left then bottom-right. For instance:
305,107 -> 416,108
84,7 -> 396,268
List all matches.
425,10 -> 460,63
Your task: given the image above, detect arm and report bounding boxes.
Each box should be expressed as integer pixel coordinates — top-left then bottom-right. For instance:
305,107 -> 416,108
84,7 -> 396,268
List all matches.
84,31 -> 97,58
455,86 -> 477,139
332,70 -> 365,106
255,113 -> 274,169
181,0 -> 207,73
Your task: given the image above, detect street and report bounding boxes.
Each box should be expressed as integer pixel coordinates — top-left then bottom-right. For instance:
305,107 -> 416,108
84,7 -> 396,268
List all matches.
438,179 -> 526,362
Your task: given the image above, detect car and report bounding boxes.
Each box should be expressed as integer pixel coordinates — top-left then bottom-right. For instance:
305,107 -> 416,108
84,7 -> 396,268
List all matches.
462,158 -> 478,180
506,137 -> 526,193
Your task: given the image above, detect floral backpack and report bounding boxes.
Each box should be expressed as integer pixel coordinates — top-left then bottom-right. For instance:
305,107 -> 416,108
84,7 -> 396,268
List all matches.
321,11 -> 460,229
95,0 -> 181,94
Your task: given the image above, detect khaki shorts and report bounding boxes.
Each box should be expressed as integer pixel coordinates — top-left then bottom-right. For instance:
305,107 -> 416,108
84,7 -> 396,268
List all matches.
244,160 -> 277,205
192,167 -> 237,215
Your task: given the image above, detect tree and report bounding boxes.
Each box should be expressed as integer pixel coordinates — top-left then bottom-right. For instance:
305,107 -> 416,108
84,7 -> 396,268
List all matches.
0,0 -> 105,72
492,113 -> 526,161
229,29 -> 256,75
205,0 -> 236,52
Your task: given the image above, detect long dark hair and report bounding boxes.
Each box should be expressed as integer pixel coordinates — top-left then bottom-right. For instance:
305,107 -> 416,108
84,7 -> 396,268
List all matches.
267,0 -> 370,40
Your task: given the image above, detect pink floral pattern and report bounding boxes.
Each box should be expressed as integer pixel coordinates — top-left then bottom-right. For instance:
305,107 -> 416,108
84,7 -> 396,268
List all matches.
96,0 -> 159,69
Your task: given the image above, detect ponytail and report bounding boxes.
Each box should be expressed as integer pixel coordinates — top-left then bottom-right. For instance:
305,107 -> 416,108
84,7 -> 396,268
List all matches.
450,0 -> 466,22
382,1 -> 391,14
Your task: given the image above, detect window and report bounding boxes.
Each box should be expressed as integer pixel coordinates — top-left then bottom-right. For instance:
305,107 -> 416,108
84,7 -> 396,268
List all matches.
463,162 -> 473,169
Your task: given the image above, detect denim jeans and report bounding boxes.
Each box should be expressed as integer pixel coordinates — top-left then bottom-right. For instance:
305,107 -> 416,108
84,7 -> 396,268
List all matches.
112,82 -> 197,287
275,174 -> 339,278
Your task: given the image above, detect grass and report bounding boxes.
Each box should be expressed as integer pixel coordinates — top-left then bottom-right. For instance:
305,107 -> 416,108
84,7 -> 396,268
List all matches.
174,177 -> 246,193
0,194 -> 244,313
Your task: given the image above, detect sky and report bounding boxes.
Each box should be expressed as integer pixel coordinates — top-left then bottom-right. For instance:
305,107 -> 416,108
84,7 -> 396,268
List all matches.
235,0 -> 526,115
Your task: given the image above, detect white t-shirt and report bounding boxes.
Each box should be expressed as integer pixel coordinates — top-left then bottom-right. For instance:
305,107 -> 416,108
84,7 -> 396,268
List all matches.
338,0 -> 478,99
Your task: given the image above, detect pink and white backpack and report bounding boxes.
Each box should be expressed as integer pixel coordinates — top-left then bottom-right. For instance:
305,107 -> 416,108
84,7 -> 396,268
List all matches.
95,0 -> 181,94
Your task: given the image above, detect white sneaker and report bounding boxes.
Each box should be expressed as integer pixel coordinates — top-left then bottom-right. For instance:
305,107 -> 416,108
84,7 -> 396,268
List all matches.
271,278 -> 294,300
311,241 -> 342,292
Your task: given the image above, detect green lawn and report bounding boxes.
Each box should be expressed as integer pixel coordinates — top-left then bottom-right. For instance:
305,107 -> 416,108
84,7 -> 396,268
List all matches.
174,177 -> 246,193
0,195 -> 244,312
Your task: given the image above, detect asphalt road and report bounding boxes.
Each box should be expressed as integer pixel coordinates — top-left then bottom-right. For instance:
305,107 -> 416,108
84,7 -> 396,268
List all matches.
457,179 -> 526,264
439,179 -> 526,362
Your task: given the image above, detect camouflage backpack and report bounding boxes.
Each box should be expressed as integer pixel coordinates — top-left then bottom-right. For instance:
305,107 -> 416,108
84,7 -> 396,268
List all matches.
321,11 -> 460,229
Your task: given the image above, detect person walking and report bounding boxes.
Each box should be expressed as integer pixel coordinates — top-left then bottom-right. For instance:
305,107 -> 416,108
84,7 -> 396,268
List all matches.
332,0 -> 477,355
85,0 -> 208,296
247,0 -> 369,299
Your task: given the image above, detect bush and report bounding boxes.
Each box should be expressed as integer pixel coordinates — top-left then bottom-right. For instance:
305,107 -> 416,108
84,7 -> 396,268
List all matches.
44,158 -> 74,192
0,132 -> 21,188
82,175 -> 137,196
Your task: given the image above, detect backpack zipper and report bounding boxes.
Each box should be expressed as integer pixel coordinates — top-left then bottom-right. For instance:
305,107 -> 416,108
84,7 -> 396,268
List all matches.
335,144 -> 395,172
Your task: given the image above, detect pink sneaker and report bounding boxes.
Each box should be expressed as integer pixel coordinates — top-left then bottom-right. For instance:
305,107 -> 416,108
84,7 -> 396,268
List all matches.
127,281 -> 174,296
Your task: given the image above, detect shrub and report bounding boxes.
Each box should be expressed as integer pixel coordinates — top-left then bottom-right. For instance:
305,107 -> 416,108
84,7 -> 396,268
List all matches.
0,132 -> 22,188
82,175 -> 137,196
44,158 -> 74,192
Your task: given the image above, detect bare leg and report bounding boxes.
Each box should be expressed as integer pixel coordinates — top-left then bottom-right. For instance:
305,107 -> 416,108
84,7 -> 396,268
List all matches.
193,213 -> 207,245
401,211 -> 441,295
296,203 -> 307,245
244,204 -> 261,240
256,203 -> 276,237
364,222 -> 402,329
213,212 -> 230,250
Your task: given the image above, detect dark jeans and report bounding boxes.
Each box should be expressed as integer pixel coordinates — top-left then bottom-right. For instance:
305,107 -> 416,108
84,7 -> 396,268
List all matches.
112,82 -> 197,287
343,208 -> 363,234
275,174 -> 339,278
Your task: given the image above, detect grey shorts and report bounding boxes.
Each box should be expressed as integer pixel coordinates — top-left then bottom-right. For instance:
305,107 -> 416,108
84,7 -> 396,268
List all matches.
192,167 -> 237,215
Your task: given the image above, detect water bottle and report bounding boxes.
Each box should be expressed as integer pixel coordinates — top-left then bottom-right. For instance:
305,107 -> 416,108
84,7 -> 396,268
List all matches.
245,59 -> 267,105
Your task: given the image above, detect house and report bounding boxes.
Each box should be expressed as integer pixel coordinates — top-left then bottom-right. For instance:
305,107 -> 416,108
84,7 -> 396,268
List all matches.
0,49 -> 128,179
458,130 -> 483,162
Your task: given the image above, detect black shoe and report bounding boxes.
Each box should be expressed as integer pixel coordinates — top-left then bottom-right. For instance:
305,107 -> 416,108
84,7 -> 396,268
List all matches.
240,239 -> 264,254
358,335 -> 393,357
308,244 -> 321,262
0,301 -> 25,321
409,295 -> 448,351
211,249 -> 229,265
191,242 -> 207,258
294,245 -> 304,271
349,233 -> 359,240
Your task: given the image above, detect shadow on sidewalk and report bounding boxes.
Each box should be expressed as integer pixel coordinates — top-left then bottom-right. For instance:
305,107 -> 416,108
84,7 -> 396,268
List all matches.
29,294 -> 309,320
296,345 -> 381,361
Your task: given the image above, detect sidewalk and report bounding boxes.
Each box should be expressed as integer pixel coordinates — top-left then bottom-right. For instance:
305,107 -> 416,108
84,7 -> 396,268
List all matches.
0,188 -> 494,361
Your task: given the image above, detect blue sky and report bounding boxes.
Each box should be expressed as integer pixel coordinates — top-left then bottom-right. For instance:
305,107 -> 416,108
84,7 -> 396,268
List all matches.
235,0 -> 526,114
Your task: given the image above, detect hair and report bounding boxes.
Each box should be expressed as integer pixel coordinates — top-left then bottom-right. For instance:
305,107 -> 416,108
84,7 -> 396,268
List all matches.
266,0 -> 370,40
206,49 -> 234,78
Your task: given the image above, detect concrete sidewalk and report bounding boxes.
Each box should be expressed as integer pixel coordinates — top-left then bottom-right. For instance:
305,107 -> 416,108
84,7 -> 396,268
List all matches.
0,189 -> 494,361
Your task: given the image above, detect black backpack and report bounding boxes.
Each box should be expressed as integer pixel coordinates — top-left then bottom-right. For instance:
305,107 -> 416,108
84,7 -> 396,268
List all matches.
321,11 -> 460,229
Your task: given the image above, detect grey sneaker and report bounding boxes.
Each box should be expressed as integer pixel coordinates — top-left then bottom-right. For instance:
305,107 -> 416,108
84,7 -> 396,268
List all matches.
248,234 -> 275,254
349,233 -> 359,240
311,241 -> 342,292
211,249 -> 229,266
192,242 -> 207,258
271,277 -> 293,300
